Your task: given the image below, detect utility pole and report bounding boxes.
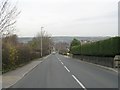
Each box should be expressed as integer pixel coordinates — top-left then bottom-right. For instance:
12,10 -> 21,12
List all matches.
49,37 -> 51,54
41,27 -> 44,57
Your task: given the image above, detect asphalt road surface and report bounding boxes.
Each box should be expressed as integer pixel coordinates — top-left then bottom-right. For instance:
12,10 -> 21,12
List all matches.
11,54 -> 118,89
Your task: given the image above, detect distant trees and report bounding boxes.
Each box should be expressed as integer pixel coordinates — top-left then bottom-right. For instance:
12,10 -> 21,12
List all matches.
0,0 -> 20,37
55,42 -> 69,55
29,30 -> 53,56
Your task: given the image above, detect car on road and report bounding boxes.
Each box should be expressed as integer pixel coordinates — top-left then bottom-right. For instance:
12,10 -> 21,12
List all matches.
52,52 -> 56,55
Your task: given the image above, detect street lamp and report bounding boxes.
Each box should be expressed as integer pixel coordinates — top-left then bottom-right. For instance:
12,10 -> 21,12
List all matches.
41,27 -> 44,57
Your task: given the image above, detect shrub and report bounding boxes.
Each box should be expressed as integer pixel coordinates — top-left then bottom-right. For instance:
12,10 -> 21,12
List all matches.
9,45 -> 18,66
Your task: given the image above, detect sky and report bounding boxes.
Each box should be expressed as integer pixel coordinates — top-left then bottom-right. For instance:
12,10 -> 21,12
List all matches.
13,0 -> 120,37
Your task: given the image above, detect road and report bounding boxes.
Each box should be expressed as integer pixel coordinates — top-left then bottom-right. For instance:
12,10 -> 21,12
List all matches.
11,54 -> 118,89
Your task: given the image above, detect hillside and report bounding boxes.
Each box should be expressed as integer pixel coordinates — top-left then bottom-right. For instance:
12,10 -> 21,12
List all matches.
18,36 -> 110,44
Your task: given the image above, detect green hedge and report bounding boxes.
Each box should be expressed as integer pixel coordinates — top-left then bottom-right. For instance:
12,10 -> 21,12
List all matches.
71,45 -> 81,55
70,38 -> 81,52
70,37 -> 120,57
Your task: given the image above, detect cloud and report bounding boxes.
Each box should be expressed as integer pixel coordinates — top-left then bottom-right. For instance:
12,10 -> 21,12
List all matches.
74,10 -> 117,23
16,0 -> 118,37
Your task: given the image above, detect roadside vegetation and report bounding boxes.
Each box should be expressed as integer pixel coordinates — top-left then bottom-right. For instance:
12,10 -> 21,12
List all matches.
0,0 -> 53,73
70,37 -> 120,57
2,32 -> 53,73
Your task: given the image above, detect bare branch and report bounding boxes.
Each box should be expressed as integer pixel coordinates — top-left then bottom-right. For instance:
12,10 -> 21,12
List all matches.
0,0 -> 20,37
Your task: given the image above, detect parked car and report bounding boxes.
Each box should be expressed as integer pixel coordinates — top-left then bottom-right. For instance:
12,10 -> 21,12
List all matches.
114,55 -> 120,68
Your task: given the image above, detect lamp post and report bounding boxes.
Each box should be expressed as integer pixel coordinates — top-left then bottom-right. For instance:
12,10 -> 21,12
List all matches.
49,37 -> 52,54
41,27 -> 44,57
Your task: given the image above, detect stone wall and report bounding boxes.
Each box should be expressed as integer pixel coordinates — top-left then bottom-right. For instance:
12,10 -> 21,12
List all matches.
73,55 -> 114,68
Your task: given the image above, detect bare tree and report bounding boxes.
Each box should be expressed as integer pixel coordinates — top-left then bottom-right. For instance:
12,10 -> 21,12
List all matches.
36,30 -> 53,55
29,30 -> 53,57
55,42 -> 69,54
0,0 -> 20,37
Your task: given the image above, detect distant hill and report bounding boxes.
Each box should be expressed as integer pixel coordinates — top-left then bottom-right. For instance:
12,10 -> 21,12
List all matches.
18,36 -> 110,44
18,37 -> 33,43
52,36 -> 110,44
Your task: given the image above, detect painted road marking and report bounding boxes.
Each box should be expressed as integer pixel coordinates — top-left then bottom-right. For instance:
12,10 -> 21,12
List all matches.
72,75 -> 86,90
57,57 -> 61,62
64,66 -> 70,72
61,62 -> 63,64
58,57 -> 86,89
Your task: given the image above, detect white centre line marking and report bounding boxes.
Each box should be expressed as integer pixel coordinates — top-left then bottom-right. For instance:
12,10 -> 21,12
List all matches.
61,62 -> 64,65
72,75 -> 86,90
57,57 -> 61,61
64,66 -> 70,72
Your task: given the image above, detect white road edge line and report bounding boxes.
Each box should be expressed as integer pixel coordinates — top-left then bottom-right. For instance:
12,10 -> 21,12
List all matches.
72,75 -> 87,90
44,54 -> 51,59
64,66 -> 70,72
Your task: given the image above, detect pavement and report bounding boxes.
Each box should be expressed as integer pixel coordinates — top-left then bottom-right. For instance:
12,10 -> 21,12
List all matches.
2,56 -> 48,88
9,54 -> 118,89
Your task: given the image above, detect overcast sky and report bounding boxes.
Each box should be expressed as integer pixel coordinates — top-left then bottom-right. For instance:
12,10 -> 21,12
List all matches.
13,0 -> 119,37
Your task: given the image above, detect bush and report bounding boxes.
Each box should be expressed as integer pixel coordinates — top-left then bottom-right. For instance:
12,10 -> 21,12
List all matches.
2,33 -> 52,73
2,35 -> 43,73
9,45 -> 18,66
16,44 -> 31,65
